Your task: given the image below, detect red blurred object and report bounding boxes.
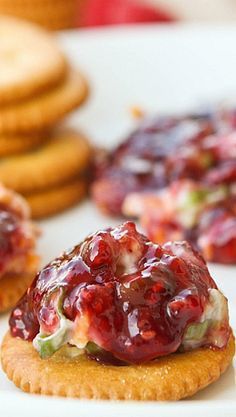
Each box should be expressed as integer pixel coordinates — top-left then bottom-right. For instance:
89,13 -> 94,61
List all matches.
79,0 -> 176,27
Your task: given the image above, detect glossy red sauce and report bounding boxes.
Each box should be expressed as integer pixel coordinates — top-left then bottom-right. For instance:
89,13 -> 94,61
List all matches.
92,109 -> 236,264
197,197 -> 236,263
92,110 -> 236,215
136,191 -> 236,264
10,222 -> 219,364
0,203 -> 26,275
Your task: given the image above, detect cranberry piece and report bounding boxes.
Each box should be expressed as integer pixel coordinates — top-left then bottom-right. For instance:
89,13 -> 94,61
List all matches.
9,293 -> 39,340
82,233 -> 117,271
203,132 -> 236,162
0,197 -> 36,277
198,201 -> 236,264
204,161 -> 236,186
88,237 -> 113,267
37,291 -> 62,335
0,205 -> 21,273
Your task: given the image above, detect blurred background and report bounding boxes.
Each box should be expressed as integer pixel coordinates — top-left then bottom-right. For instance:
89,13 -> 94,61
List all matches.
1,0 -> 236,30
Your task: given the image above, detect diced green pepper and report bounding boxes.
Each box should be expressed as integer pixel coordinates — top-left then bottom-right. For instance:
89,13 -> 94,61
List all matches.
33,290 -> 73,359
34,317 -> 73,359
86,342 -> 103,355
184,320 -> 210,342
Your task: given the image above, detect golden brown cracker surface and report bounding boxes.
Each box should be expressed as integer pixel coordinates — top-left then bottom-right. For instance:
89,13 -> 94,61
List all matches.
0,16 -> 67,105
1,332 -> 234,400
0,0 -> 76,30
0,272 -> 36,313
0,70 -> 88,134
0,129 -> 91,193
0,132 -> 48,156
26,178 -> 88,219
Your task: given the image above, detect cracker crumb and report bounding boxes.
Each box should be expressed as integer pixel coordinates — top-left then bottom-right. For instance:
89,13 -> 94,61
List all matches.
130,106 -> 145,119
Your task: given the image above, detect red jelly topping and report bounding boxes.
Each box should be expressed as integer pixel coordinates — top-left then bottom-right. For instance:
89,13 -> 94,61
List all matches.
197,197 -> 236,264
92,109 -> 236,263
92,110 -> 236,215
0,203 -> 30,276
125,179 -> 236,264
10,222 -> 222,364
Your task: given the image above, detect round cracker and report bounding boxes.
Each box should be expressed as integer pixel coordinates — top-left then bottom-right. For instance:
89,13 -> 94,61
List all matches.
0,0 -> 76,30
0,132 -> 48,157
0,16 -> 67,105
25,178 -> 88,219
0,70 -> 88,134
1,332 -> 234,400
0,130 -> 91,193
0,272 -> 36,313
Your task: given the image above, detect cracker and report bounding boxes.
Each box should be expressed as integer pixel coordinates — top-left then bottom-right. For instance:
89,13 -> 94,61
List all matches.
0,271 -> 36,313
0,70 -> 88,134
0,0 -> 77,30
0,16 -> 67,105
0,129 -> 91,193
0,132 -> 48,156
25,178 -> 88,219
1,332 -> 234,400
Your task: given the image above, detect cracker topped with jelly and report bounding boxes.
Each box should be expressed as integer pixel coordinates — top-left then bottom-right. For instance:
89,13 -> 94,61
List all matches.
0,183 -> 39,312
2,222 -> 234,400
92,108 -> 236,263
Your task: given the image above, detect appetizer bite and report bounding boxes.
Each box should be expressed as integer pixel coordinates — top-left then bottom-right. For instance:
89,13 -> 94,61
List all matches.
92,109 -> 236,263
0,183 -> 39,312
1,222 -> 234,400
123,179 -> 236,264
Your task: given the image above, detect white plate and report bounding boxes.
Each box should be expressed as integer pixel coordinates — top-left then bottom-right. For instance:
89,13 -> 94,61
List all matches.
0,24 -> 236,417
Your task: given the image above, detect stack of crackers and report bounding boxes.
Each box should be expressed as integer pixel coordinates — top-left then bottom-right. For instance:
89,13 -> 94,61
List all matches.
0,16 -> 91,219
0,0 -> 77,30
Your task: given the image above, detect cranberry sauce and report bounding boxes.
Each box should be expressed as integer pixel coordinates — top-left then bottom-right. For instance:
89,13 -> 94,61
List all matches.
0,203 -> 26,275
92,109 -> 236,215
197,197 -> 236,264
133,182 -> 236,264
10,222 -> 220,363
